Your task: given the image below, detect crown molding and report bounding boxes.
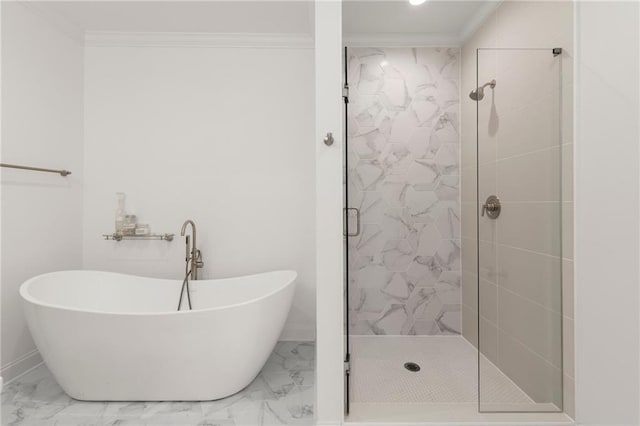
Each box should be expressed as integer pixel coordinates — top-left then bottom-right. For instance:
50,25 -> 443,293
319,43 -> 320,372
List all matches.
344,33 -> 461,48
85,32 -> 315,49
458,0 -> 504,44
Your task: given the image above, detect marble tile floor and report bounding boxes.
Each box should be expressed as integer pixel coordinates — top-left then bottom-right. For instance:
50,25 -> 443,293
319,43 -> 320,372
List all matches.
1,342 -> 314,426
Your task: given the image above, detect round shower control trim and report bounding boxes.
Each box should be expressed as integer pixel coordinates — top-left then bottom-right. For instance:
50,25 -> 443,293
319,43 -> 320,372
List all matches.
482,195 -> 501,219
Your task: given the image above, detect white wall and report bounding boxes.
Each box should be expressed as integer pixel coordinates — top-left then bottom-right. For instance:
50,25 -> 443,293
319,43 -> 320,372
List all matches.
82,41 -> 316,340
0,0 -> 3,390
575,1 -> 640,425
314,0 -> 344,422
1,2 -> 84,381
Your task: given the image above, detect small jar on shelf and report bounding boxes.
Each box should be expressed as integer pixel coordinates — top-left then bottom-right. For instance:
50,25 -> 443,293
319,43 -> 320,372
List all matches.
135,224 -> 150,236
122,215 -> 137,236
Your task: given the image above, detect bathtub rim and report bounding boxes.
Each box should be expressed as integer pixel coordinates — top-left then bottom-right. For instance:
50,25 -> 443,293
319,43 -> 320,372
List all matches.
20,269 -> 297,317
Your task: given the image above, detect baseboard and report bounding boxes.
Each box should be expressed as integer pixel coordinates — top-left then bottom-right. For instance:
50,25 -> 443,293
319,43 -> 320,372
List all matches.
1,350 -> 43,385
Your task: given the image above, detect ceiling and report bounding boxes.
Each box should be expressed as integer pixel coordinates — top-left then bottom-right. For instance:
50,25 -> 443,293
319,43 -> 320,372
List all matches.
343,0 -> 500,44
25,0 -> 499,44
26,1 -> 315,35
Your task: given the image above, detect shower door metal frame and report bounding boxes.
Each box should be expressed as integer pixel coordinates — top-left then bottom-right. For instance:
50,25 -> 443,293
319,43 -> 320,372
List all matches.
343,45 -> 352,415
475,47 -> 564,414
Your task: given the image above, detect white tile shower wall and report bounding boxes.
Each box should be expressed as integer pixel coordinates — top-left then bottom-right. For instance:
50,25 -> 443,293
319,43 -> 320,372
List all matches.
347,47 -> 461,336
460,0 -> 573,415
1,3 -> 84,381
82,44 -> 315,340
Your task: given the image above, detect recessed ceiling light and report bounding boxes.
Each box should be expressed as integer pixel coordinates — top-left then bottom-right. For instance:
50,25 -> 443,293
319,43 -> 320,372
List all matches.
409,0 -> 427,5
380,60 -> 389,67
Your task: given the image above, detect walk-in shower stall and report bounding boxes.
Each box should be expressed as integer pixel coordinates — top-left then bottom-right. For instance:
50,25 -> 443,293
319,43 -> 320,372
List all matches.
342,1 -> 572,422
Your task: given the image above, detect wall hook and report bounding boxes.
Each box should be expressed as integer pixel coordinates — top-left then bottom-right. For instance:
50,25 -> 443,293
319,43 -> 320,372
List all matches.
324,132 -> 334,146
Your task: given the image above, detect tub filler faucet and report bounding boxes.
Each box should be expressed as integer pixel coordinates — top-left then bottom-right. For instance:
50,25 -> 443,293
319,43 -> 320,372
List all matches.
181,219 -> 204,280
177,220 -> 204,310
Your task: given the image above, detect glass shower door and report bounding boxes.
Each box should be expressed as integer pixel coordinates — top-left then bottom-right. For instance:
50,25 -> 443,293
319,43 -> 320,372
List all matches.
476,48 -> 563,412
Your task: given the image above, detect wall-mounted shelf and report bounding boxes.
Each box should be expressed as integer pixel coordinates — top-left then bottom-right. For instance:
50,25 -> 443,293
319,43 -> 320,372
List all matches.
103,233 -> 174,241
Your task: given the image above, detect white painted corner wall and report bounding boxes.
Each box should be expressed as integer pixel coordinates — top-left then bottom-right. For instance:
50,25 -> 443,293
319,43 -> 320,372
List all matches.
314,0 -> 344,424
574,1 -> 640,425
0,0 -> 3,390
0,2 -> 84,382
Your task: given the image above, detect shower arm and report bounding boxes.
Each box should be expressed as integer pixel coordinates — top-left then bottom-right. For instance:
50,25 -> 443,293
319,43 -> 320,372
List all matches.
479,80 -> 496,90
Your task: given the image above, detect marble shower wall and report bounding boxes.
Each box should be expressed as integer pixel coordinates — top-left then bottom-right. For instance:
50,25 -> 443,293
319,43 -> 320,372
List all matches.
347,47 -> 461,336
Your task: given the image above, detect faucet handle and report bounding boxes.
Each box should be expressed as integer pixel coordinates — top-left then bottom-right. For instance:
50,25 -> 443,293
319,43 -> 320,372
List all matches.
194,249 -> 204,269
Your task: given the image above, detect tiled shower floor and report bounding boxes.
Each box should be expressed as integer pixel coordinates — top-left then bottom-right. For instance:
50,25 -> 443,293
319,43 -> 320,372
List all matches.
1,342 -> 314,426
348,336 -> 569,424
351,335 -> 533,404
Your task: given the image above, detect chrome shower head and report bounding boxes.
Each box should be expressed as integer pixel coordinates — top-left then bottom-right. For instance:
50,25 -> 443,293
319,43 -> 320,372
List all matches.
469,79 -> 496,101
469,89 -> 483,101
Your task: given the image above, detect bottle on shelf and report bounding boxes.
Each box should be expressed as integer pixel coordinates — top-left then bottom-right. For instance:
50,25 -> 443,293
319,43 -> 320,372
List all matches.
115,193 -> 126,235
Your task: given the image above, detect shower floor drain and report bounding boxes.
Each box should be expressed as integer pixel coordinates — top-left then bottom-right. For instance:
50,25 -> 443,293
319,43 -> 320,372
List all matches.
404,362 -> 421,372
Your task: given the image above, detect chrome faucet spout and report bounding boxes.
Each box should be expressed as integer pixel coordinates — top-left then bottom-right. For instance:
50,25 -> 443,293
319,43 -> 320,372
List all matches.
180,219 -> 195,236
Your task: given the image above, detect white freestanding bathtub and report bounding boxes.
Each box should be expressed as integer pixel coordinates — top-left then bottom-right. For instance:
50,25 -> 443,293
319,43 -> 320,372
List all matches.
20,270 -> 297,401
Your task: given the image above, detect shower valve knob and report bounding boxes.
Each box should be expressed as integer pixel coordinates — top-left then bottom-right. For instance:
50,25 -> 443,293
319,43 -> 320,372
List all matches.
482,195 -> 501,219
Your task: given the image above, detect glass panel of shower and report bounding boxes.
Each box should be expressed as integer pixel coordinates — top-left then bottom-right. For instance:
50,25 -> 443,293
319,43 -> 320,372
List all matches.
475,48 -> 563,412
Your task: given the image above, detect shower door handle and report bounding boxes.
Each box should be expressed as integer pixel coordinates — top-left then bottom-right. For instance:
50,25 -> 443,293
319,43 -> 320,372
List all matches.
344,208 -> 360,237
